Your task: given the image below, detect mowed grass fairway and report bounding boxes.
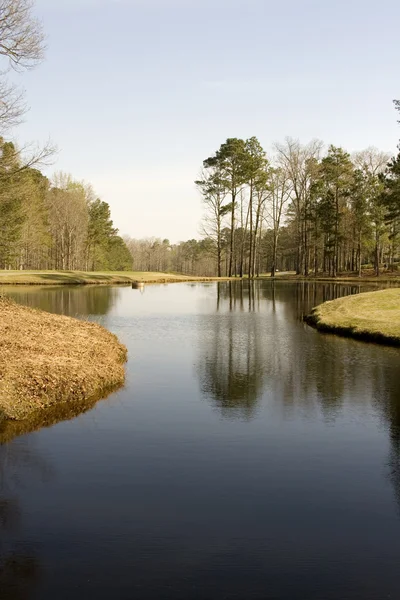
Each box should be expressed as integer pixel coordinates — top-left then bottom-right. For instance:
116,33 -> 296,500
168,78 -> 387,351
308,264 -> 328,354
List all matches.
1,270 -> 399,286
0,270 -> 224,285
306,288 -> 400,346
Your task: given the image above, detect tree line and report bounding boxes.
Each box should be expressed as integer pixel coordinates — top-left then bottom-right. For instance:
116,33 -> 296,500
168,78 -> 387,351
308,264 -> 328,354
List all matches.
194,115 -> 400,278
0,150 -> 132,271
0,1 -> 132,271
127,106 -> 400,278
124,237 -> 217,276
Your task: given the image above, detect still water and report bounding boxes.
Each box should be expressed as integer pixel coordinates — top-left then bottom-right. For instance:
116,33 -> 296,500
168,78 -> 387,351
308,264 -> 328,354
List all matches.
1,281 -> 400,600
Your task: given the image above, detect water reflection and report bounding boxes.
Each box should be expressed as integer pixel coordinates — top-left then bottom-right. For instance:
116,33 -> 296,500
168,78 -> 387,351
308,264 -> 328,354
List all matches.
375,367 -> 400,514
0,285 -> 119,317
0,555 -> 40,600
198,282 -> 269,418
200,281 -> 400,423
0,384 -> 122,445
0,440 -> 53,599
1,282 -> 400,598
199,280 -> 400,517
199,281 -> 383,419
259,279 -> 383,319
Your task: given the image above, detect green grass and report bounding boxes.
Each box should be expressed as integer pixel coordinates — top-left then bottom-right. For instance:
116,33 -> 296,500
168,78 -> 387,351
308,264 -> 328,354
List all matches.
0,270 -> 228,285
2,269 -> 399,287
305,288 -> 400,346
257,272 -> 400,283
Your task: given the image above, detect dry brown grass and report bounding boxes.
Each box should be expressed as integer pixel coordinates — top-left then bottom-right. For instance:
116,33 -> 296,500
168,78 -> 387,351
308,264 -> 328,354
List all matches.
0,297 -> 127,421
305,288 -> 400,346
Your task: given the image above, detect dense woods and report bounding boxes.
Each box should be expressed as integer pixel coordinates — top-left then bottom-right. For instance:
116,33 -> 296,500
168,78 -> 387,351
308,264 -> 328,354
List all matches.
0,144 -> 132,271
127,105 -> 400,278
192,117 -> 400,278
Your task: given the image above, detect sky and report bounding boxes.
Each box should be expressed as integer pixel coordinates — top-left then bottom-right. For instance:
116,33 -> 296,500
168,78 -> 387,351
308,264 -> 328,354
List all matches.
10,0 -> 400,242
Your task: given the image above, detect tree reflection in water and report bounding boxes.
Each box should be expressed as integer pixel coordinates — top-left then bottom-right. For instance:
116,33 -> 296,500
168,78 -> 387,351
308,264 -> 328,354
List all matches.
1,285 -> 120,317
0,281 -> 399,598
199,280 -> 376,419
199,280 -> 400,511
198,281 -> 268,419
373,367 -> 400,515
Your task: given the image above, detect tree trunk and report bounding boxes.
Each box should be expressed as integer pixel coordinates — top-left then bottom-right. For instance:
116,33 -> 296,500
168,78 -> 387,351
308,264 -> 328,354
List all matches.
271,228 -> 278,278
248,181 -> 253,279
333,187 -> 339,278
217,217 -> 222,278
375,230 -> 380,277
296,218 -> 302,275
228,192 -> 236,277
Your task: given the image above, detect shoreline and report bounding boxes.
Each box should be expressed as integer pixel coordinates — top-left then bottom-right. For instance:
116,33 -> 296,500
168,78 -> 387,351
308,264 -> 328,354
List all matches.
0,269 -> 399,286
0,384 -> 122,444
304,288 -> 400,347
0,297 -> 127,423
2,277 -> 399,433
268,276 -> 400,284
0,270 -> 233,286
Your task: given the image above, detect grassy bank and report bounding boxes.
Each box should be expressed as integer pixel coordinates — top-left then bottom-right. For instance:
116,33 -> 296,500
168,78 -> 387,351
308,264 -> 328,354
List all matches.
0,270 -> 229,286
0,297 -> 127,421
1,269 -> 399,288
305,288 -> 400,346
259,271 -> 400,284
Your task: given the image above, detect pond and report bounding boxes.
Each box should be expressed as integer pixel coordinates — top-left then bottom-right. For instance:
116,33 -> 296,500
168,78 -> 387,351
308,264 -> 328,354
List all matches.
1,281 -> 400,600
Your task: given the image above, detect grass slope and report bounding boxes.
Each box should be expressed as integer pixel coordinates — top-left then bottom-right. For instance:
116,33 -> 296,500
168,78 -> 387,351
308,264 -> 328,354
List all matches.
0,270 -> 229,285
0,297 -> 127,421
305,288 -> 400,346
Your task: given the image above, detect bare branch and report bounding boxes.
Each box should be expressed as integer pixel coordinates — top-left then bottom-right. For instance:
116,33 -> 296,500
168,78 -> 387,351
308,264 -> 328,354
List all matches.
0,0 -> 45,71
0,77 -> 26,131
352,147 -> 392,176
0,138 -> 57,181
0,1 -> 46,133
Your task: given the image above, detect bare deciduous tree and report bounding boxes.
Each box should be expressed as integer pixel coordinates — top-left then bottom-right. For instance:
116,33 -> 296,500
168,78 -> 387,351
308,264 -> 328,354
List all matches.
47,173 -> 89,270
265,167 -> 292,277
0,79 -> 26,130
352,147 -> 391,177
274,138 -> 323,275
196,166 -> 228,277
0,0 -> 45,133
0,137 -> 56,183
0,0 -> 44,70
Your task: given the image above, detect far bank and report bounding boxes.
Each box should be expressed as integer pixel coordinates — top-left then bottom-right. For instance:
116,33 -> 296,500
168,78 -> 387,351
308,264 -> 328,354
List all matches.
0,270 -> 232,286
305,288 -> 400,347
1,269 -> 400,287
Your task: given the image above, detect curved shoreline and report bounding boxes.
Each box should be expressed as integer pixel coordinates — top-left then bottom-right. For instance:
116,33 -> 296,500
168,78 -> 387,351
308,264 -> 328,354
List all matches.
304,288 -> 400,347
0,384 -> 122,444
0,270 -> 232,286
0,297 -> 127,422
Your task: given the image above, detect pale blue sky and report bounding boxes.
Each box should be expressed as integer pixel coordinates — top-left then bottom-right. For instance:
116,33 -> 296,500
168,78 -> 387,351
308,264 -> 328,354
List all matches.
12,0 -> 400,242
